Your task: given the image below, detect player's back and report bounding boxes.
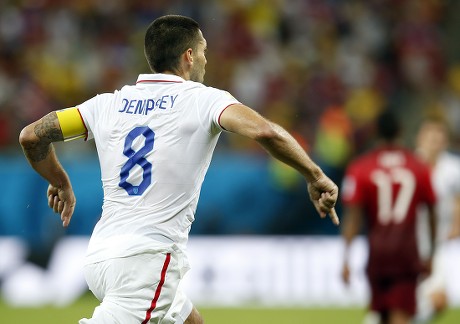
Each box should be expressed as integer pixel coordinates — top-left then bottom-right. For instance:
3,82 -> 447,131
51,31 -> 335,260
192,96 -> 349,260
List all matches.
92,81 -> 214,211
343,145 -> 436,277
78,74 -> 239,263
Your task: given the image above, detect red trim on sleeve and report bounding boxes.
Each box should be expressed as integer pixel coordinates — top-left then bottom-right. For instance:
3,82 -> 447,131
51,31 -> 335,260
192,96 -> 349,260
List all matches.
142,253 -> 171,324
76,108 -> 89,141
218,103 -> 239,130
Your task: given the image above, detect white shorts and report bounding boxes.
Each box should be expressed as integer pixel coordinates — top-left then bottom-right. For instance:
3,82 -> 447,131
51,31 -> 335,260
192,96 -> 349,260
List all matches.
79,251 -> 193,324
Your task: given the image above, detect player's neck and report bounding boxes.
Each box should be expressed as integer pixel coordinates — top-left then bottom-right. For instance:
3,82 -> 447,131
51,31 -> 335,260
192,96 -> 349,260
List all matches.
378,139 -> 401,148
416,148 -> 441,167
162,70 -> 189,80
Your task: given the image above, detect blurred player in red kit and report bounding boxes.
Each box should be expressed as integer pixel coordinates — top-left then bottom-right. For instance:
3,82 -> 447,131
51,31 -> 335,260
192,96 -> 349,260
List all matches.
341,111 -> 437,324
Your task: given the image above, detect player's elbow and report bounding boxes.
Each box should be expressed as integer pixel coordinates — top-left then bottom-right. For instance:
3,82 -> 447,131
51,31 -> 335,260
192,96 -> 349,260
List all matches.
19,125 -> 38,148
254,121 -> 279,143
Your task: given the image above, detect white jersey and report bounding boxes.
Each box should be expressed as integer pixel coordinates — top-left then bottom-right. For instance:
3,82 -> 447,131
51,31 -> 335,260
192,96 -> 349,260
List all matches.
431,152 -> 460,243
416,152 -> 460,315
78,74 -> 240,265
417,151 -> 460,260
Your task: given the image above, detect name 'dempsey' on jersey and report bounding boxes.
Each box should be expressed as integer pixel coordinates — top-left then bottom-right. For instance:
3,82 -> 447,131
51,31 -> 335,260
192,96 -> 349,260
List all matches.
119,95 -> 178,115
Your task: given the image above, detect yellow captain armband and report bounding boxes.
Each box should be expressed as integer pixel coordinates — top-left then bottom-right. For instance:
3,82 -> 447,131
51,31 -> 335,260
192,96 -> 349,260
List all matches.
56,107 -> 87,141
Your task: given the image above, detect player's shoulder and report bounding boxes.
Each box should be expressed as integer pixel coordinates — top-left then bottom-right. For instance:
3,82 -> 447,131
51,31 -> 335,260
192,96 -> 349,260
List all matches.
183,82 -> 238,104
184,81 -> 224,94
118,83 -> 141,95
77,91 -> 118,110
344,153 -> 373,180
400,148 -> 429,167
348,149 -> 378,169
106,83 -> 151,103
440,151 -> 460,165
437,151 -> 460,174
347,146 -> 408,172
383,148 -> 430,173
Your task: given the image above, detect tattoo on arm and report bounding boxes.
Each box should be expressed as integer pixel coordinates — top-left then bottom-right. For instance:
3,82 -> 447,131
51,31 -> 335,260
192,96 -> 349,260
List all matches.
23,112 -> 64,162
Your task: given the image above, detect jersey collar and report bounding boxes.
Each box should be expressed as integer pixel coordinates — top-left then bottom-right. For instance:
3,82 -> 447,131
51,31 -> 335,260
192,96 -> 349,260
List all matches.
136,73 -> 185,85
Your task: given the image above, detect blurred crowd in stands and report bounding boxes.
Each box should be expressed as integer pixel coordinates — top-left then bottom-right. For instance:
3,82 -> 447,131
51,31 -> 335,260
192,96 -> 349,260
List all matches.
2,0 -> 460,159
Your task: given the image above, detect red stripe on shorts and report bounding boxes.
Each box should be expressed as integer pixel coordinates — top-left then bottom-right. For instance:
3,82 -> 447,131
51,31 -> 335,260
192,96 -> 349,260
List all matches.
142,253 -> 171,324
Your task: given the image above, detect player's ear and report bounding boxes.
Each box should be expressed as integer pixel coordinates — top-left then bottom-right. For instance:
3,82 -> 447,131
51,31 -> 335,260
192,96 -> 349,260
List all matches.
184,48 -> 193,64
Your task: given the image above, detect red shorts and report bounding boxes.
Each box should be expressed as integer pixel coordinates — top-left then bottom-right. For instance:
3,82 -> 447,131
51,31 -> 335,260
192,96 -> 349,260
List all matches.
368,275 -> 417,316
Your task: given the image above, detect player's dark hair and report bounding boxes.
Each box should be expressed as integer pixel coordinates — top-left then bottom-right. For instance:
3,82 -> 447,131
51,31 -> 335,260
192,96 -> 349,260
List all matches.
376,110 -> 400,141
144,15 -> 201,73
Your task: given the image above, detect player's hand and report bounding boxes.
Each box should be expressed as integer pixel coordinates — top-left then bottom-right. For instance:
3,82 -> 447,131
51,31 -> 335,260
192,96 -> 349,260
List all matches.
47,184 -> 76,227
307,174 -> 339,225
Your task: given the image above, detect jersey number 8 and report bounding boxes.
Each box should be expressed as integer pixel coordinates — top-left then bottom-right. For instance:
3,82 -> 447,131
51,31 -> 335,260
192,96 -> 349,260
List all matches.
119,126 -> 155,196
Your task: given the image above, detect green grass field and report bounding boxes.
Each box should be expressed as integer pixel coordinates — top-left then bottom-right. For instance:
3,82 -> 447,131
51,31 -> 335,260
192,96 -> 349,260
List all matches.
1,293 -> 459,323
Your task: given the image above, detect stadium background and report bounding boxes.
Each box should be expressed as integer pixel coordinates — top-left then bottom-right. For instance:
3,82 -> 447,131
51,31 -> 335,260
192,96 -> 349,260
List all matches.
1,0 -> 460,323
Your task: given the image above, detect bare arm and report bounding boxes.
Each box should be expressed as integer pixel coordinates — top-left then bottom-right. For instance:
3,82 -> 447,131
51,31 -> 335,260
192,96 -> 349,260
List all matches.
19,112 -> 76,227
341,204 -> 363,284
219,104 -> 339,225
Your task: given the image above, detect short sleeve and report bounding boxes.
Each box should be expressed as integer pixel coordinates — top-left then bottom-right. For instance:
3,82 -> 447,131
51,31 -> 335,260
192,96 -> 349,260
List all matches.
196,87 -> 240,133
77,93 -> 114,140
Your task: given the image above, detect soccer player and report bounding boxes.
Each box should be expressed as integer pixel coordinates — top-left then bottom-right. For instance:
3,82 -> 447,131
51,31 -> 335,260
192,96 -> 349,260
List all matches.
340,111 -> 437,324
415,116 -> 460,323
19,15 -> 339,323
